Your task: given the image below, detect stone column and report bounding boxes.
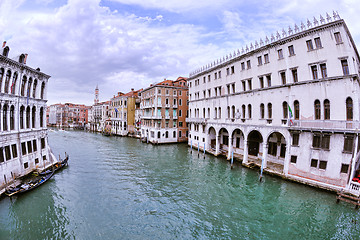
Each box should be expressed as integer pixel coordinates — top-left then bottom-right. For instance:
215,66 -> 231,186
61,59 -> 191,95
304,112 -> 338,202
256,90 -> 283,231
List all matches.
215,133 -> 220,156
243,140 -> 248,164
283,139 -> 291,176
262,143 -> 268,169
227,135 -> 233,160
0,104 -> 3,132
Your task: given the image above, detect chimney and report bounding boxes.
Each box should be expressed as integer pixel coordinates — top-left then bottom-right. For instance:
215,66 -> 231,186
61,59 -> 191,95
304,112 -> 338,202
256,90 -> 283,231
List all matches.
24,54 -> 28,64
2,41 -> 6,48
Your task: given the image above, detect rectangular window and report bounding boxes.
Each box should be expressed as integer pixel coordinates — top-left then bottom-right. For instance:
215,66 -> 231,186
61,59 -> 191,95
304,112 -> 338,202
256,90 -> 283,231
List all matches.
222,135 -> 229,145
203,76 -> 206,83
242,81 -> 246,91
231,66 -> 235,74
306,40 -> 314,51
27,141 -> 32,153
320,63 -> 327,78
292,133 -> 299,146
24,162 -> 29,169
247,60 -> 251,69
291,155 -> 297,164
264,54 -> 269,64
21,142 -> 27,155
311,159 -> 318,168
266,75 -> 271,87
35,158 -> 39,164
11,144 -> 17,158
341,164 -> 349,173
226,68 -> 230,75
179,131 -> 182,138
0,148 -> 4,163
4,146 -> 11,160
334,32 -> 342,44
257,56 -> 262,65
314,37 -> 322,48
292,69 -> 298,83
321,135 -> 330,150
319,160 -> 327,170
241,62 -> 245,70
43,155 -> 47,161
208,75 -> 211,82
280,72 -> 286,85
288,45 -> 295,56
312,135 -> 321,148
218,71 -> 221,78
259,77 -> 264,88
341,60 -> 349,75
41,138 -> 46,149
278,49 -> 284,59
311,65 -> 318,79
344,135 -> 354,153
179,121 -> 183,127
247,79 -> 252,90
215,72 -> 217,79
268,142 -> 277,156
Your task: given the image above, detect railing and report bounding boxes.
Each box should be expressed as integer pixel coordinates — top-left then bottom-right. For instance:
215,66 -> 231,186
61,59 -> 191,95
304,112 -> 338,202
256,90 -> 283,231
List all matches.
290,120 -> 360,131
349,182 -> 360,196
186,118 -> 207,124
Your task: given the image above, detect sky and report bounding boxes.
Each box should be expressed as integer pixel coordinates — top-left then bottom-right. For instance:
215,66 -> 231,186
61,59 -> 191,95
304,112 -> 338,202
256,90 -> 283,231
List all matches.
0,0 -> 359,105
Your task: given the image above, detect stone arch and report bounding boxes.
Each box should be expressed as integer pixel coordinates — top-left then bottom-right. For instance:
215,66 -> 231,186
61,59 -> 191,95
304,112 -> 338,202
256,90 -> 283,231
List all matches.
231,128 -> 245,155
247,130 -> 263,156
219,127 -> 229,152
266,131 -> 287,159
208,126 -> 216,149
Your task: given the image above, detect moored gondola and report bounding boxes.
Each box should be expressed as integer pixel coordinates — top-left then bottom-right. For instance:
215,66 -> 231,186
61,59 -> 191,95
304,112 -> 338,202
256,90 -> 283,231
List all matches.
39,155 -> 69,176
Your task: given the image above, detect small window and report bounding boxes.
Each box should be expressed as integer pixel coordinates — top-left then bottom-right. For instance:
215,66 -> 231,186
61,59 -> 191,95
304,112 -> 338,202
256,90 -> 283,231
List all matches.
4,146 -> 11,160
292,133 -> 299,146
278,49 -> 284,59
11,144 -> 17,158
264,54 -> 269,64
27,141 -> 33,153
247,80 -> 252,91
319,160 -> 327,170
41,138 -> 46,149
341,60 -> 349,75
292,69 -> 298,83
266,75 -> 271,87
314,37 -> 322,48
231,66 -> 235,74
290,155 -> 297,164
241,62 -> 245,70
312,135 -> 321,148
35,158 -> 39,164
343,135 -> 354,152
280,72 -> 286,85
311,65 -> 318,79
258,56 -> 262,65
21,142 -> 27,155
0,148 -> 4,163
341,164 -> 349,173
306,40 -> 314,51
288,45 -> 295,56
311,159 -> 318,168
242,81 -> 246,91
259,77 -> 264,88
334,32 -> 342,44
226,68 -> 230,75
246,60 -> 251,69
24,162 -> 29,169
320,63 -> 327,78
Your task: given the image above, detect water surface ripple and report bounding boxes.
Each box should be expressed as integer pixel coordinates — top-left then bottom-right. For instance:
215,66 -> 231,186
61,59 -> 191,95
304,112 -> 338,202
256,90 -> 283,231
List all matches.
0,130 -> 359,239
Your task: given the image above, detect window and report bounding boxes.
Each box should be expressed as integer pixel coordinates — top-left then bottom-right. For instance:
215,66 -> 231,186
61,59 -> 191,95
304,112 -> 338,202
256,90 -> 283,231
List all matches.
226,68 -> 230,75
35,158 -> 39,164
322,135 -> 330,150
246,60 -> 251,69
346,97 -> 353,120
266,75 -> 271,87
11,144 -> 17,158
312,134 -> 330,150
242,105 -> 246,119
341,164 -> 349,173
278,49 -> 284,59
314,37 -> 322,48
324,99 -> 330,120
27,141 -> 32,153
294,100 -> 300,120
40,107 -> 44,127
24,162 -> 29,169
208,75 -> 211,82
292,69 -> 298,83
231,66 -> 235,74
314,100 -> 321,120
268,103 -> 272,119
179,131 -> 182,138
215,72 -> 217,79
242,81 -> 246,91
0,148 -> 4,163
258,56 -> 262,65
173,131 -> 176,138
248,104 -> 252,119
260,104 -> 265,119
288,45 -> 295,56
33,140 -> 37,152
306,40 -> 314,51
341,60 -> 349,75
320,63 -> 327,78
179,99 -> 182,106
268,142 -> 277,156
343,135 -> 354,153
334,32 -> 342,44
241,62 -> 245,70
41,138 -> 46,149
264,54 -> 269,64
10,105 -> 14,130
222,135 -> 229,145
259,76 -> 264,88
291,155 -> 297,164
280,72 -> 286,85
247,80 -> 252,90
3,104 -> 7,131
292,133 -> 299,146
21,142 -> 27,155
218,71 -> 221,78
319,160 -> 327,170
311,65 -> 318,79
283,102 -> 288,119
5,146 -> 11,160
311,159 -> 318,168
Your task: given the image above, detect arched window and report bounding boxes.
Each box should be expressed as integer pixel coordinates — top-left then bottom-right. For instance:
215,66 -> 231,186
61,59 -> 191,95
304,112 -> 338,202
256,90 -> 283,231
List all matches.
314,100 -> 321,120
19,54 -> 25,64
248,104 -> 252,119
11,72 -> 17,94
242,105 -> 246,119
40,107 -> 44,127
207,108 -> 210,118
10,105 -> 14,130
4,70 -> 11,93
294,100 -> 300,120
20,106 -> 24,129
260,103 -> 265,119
214,108 -> 217,119
268,103 -> 272,119
282,101 -> 288,119
324,99 -> 330,120
32,79 -> 37,98
32,106 -> 36,128
40,82 -> 45,99
173,131 -> 176,138
27,77 -> 33,98
26,106 -> 30,128
0,68 -> 4,92
218,107 -> 221,119
227,106 -> 230,119
346,97 -> 353,120
165,131 -> 168,138
203,108 -> 205,118
232,105 -> 235,119
21,76 -> 27,96
3,104 -> 8,131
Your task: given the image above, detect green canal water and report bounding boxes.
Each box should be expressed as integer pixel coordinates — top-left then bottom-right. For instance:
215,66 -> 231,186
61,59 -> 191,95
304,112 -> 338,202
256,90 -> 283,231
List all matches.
0,130 -> 360,239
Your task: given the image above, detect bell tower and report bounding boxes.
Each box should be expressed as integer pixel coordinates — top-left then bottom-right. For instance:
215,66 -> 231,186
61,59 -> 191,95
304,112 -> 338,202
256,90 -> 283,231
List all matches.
94,85 -> 99,104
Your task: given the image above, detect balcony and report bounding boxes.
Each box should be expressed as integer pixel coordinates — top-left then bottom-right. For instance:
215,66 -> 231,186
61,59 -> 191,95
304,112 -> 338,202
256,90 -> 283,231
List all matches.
173,104 -> 178,108
186,118 -> 207,124
289,120 -> 360,131
165,104 -> 171,108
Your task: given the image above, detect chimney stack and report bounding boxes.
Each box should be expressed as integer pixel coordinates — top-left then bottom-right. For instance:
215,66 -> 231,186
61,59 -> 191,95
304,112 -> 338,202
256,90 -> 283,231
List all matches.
24,54 -> 28,64
2,41 -> 6,48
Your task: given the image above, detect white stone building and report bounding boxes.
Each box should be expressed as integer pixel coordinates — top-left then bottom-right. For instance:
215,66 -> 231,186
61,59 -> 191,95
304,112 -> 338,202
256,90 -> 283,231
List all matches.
187,13 -> 360,194
0,42 -> 55,191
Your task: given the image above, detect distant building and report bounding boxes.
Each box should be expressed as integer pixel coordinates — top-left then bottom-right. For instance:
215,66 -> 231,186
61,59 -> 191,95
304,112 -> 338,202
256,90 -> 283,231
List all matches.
89,101 -> 110,132
109,88 -> 142,136
187,13 -> 360,195
0,41 -> 55,190
140,77 -> 188,144
47,103 -> 90,128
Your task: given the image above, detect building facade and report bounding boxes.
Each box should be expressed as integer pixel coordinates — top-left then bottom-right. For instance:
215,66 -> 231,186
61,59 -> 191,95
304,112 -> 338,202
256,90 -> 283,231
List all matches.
89,101 -> 110,132
47,103 -> 90,128
0,42 -> 54,190
140,77 -> 188,144
187,13 -> 360,194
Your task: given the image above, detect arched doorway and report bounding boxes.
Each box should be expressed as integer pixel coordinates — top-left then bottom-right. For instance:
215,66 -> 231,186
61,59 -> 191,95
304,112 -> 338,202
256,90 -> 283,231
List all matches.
248,130 -> 263,156
267,132 -> 286,163
208,127 -> 216,150
219,128 -> 229,153
231,128 -> 245,155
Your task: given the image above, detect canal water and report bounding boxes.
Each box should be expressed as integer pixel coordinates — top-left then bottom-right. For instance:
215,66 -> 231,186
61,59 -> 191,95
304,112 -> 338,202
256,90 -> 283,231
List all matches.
0,130 -> 359,239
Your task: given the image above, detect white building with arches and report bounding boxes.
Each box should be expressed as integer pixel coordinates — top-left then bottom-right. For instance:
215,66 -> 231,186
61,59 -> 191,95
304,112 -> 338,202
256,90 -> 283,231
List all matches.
187,13 -> 360,194
0,42 -> 54,192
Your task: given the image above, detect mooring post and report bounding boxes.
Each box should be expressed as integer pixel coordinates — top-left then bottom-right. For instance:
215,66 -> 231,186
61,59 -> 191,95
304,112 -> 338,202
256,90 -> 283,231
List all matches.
190,140 -> 192,152
259,157 -> 264,182
4,175 -> 7,191
203,142 -> 206,159
231,151 -> 234,169
198,142 -> 200,158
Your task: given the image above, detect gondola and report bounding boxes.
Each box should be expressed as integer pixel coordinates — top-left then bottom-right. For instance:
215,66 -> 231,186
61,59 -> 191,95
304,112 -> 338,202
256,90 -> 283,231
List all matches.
39,155 -> 69,176
5,170 -> 55,197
